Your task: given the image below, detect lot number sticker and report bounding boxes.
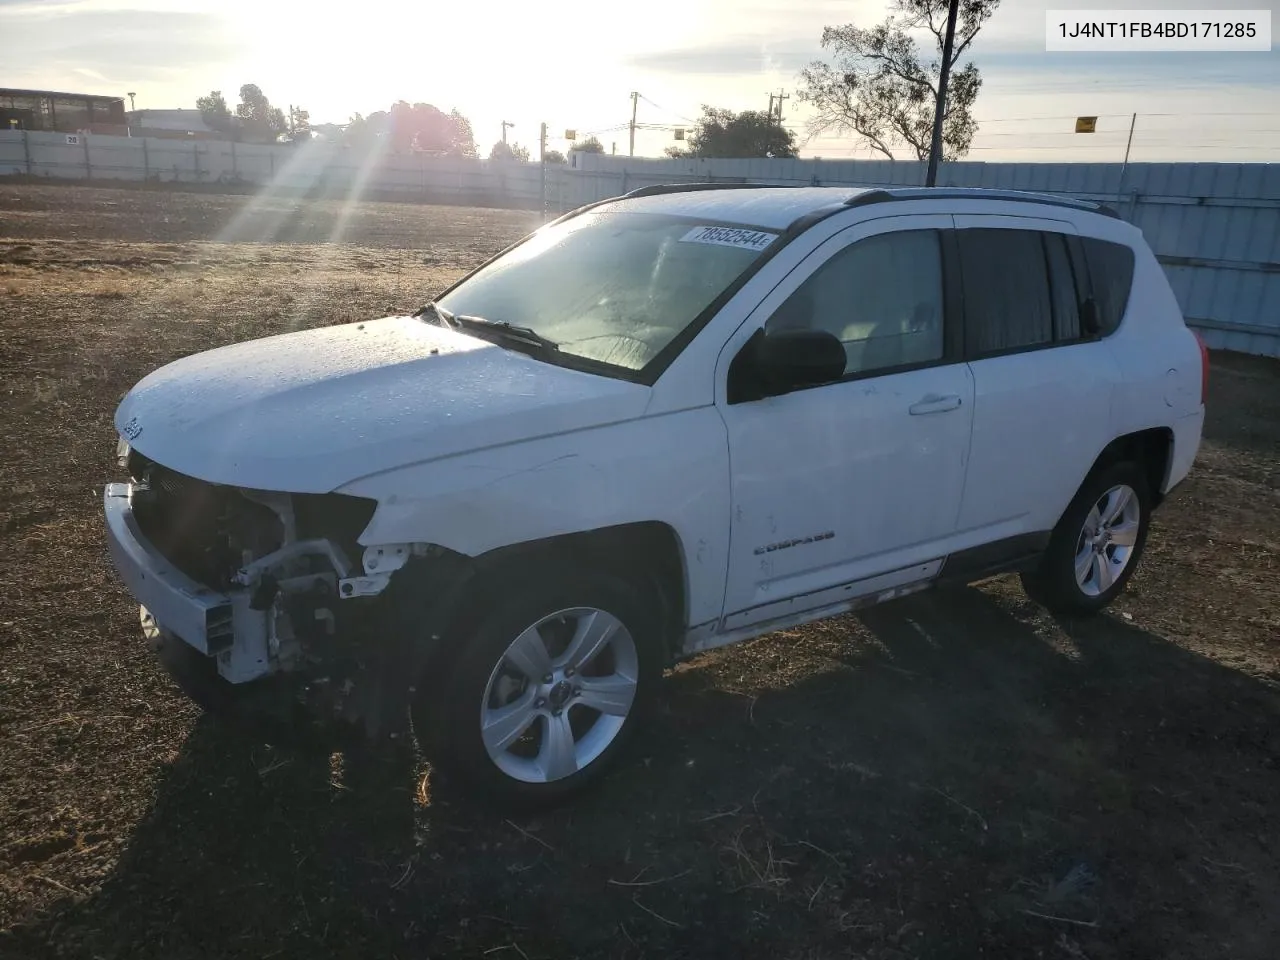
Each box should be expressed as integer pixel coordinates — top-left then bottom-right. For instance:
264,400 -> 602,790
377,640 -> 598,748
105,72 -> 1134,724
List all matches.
680,225 -> 776,252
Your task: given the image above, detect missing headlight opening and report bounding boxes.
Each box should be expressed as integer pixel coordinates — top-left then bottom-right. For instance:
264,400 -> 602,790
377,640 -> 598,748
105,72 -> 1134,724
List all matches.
111,447 -> 433,729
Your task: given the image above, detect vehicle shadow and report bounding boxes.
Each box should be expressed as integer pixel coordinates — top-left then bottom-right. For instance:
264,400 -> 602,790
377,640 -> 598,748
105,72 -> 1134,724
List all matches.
7,585 -> 1278,960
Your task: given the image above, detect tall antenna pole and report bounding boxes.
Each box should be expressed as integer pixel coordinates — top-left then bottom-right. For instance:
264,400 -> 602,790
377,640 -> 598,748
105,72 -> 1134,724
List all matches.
925,0 -> 960,187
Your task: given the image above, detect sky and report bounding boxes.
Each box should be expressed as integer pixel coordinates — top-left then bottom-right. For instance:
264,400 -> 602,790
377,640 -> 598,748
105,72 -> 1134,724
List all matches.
2,0 -> 1278,162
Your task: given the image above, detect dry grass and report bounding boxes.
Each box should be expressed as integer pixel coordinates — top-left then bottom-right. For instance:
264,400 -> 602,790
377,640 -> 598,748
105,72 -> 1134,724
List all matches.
0,183 -> 1277,960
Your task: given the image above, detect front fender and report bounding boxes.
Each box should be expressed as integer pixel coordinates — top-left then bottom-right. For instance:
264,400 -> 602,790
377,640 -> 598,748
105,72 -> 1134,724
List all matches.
337,410 -> 732,629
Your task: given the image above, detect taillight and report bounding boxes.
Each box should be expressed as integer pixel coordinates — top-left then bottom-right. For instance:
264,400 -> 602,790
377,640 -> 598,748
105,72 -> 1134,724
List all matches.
1193,330 -> 1209,406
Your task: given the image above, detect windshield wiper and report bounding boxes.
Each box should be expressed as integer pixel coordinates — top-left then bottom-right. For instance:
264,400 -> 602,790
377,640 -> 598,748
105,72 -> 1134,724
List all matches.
452,314 -> 560,351
415,301 -> 455,330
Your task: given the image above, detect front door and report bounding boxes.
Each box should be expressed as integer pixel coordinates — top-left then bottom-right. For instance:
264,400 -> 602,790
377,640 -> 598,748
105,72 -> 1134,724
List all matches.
717,215 -> 974,632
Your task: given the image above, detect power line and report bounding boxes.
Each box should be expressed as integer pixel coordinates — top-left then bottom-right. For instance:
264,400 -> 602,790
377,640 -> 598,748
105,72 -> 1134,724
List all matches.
962,142 -> 1276,151
578,99 -> 1278,160
580,123 -> 631,136
970,111 -> 1280,125
637,93 -> 698,126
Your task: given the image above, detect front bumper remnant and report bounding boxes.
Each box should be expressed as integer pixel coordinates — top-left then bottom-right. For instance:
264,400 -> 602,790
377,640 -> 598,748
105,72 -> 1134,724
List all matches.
103,482 -> 272,682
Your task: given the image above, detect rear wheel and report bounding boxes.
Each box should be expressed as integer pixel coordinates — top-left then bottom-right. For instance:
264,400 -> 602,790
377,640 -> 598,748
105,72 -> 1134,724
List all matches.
1021,461 -> 1151,616
416,566 -> 662,808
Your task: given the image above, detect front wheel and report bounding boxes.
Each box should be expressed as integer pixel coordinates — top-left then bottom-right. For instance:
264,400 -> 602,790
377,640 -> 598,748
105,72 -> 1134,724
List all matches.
417,566 -> 662,808
1021,460 -> 1151,616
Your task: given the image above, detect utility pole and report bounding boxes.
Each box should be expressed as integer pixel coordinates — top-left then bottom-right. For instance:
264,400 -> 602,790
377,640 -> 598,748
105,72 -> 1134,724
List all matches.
925,0 -> 960,187
629,91 -> 639,157
501,120 -> 514,145
1118,112 -> 1138,196
127,92 -> 136,112
772,89 -> 789,124
539,121 -> 548,218
1121,112 -> 1137,167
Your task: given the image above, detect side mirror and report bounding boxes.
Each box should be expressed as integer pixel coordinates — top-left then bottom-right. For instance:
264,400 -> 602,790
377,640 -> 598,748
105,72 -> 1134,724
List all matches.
751,328 -> 846,396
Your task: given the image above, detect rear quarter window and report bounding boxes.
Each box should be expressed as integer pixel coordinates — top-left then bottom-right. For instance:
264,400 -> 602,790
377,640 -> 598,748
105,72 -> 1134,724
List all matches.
1081,237 -> 1136,337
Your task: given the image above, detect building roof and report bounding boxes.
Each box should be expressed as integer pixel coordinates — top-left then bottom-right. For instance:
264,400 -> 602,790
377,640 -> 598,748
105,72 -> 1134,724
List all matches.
0,87 -> 124,102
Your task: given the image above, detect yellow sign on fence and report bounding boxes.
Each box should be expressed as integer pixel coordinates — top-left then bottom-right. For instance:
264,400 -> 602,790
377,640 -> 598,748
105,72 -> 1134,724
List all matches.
1075,116 -> 1098,133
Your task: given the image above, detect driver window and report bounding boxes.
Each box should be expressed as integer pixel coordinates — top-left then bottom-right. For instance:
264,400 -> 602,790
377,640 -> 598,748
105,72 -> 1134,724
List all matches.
764,229 -> 945,376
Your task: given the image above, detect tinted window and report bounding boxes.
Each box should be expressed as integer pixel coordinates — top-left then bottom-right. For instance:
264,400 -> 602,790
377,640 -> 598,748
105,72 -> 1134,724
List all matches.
1081,237 -> 1135,337
765,230 -> 945,377
1044,232 -> 1081,341
957,229 -> 1053,355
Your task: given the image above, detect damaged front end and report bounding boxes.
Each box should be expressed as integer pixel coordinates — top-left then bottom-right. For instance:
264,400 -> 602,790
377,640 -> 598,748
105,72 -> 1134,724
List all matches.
104,446 -> 457,738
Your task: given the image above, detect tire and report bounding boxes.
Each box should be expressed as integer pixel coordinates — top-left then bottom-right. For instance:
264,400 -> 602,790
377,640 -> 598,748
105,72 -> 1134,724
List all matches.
1020,460 -> 1151,616
414,564 -> 663,809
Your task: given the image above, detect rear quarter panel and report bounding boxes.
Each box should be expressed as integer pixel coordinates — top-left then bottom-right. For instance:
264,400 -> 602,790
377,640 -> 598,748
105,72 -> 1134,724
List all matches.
1095,217 -> 1205,488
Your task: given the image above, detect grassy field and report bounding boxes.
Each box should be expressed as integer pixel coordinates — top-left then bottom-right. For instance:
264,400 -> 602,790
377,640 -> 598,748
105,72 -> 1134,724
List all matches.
1,183 -> 1278,960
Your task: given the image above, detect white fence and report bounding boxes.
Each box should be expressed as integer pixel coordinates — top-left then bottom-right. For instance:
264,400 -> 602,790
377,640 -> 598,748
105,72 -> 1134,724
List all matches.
0,129 -> 551,208
3,129 -> 1278,357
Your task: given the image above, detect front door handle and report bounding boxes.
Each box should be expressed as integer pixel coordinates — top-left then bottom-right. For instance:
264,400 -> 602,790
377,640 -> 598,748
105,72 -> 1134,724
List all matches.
909,393 -> 963,415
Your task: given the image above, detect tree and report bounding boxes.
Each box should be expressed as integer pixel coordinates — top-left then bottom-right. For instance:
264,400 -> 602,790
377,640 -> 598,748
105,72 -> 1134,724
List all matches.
569,136 -> 605,154
287,105 -> 311,143
489,141 -> 530,162
195,90 -> 232,134
797,0 -> 999,161
383,101 -> 476,155
448,109 -> 478,158
235,84 -> 287,143
681,106 -> 797,158
542,149 -> 566,164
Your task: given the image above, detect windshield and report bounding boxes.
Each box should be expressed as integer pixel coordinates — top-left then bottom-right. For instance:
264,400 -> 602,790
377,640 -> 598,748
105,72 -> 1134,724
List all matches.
435,212 -> 777,374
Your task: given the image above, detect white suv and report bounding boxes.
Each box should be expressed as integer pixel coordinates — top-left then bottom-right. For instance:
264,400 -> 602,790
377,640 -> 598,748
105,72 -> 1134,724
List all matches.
104,185 -> 1207,805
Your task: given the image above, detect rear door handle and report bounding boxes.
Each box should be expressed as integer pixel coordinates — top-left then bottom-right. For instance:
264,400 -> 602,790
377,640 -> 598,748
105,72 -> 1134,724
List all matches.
909,393 -> 963,415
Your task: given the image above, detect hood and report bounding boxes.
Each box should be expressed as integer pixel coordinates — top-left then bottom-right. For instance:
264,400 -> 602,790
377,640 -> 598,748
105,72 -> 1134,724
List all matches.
115,315 -> 650,493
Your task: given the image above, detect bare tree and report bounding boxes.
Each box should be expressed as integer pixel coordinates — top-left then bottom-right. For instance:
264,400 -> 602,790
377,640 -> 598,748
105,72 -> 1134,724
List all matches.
798,0 -> 999,161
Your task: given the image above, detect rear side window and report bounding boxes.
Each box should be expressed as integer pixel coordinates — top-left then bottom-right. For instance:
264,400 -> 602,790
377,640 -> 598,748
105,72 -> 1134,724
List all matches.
1080,237 -> 1135,337
1043,232 -> 1081,341
957,229 -> 1053,355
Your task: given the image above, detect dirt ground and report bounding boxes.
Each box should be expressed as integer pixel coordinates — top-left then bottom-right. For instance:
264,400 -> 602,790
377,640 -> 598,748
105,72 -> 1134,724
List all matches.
1,183 -> 1277,960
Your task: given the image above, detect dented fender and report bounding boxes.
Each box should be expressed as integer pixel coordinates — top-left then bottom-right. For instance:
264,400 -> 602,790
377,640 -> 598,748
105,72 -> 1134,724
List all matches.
337,408 -> 733,629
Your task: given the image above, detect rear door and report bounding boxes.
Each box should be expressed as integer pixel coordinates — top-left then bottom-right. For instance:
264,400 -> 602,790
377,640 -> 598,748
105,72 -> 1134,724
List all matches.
953,216 -> 1124,540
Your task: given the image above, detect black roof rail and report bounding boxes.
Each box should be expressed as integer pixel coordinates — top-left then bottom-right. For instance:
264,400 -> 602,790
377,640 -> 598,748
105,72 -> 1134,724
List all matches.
843,186 -> 1122,218
623,181 -> 795,198
843,189 -> 895,207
